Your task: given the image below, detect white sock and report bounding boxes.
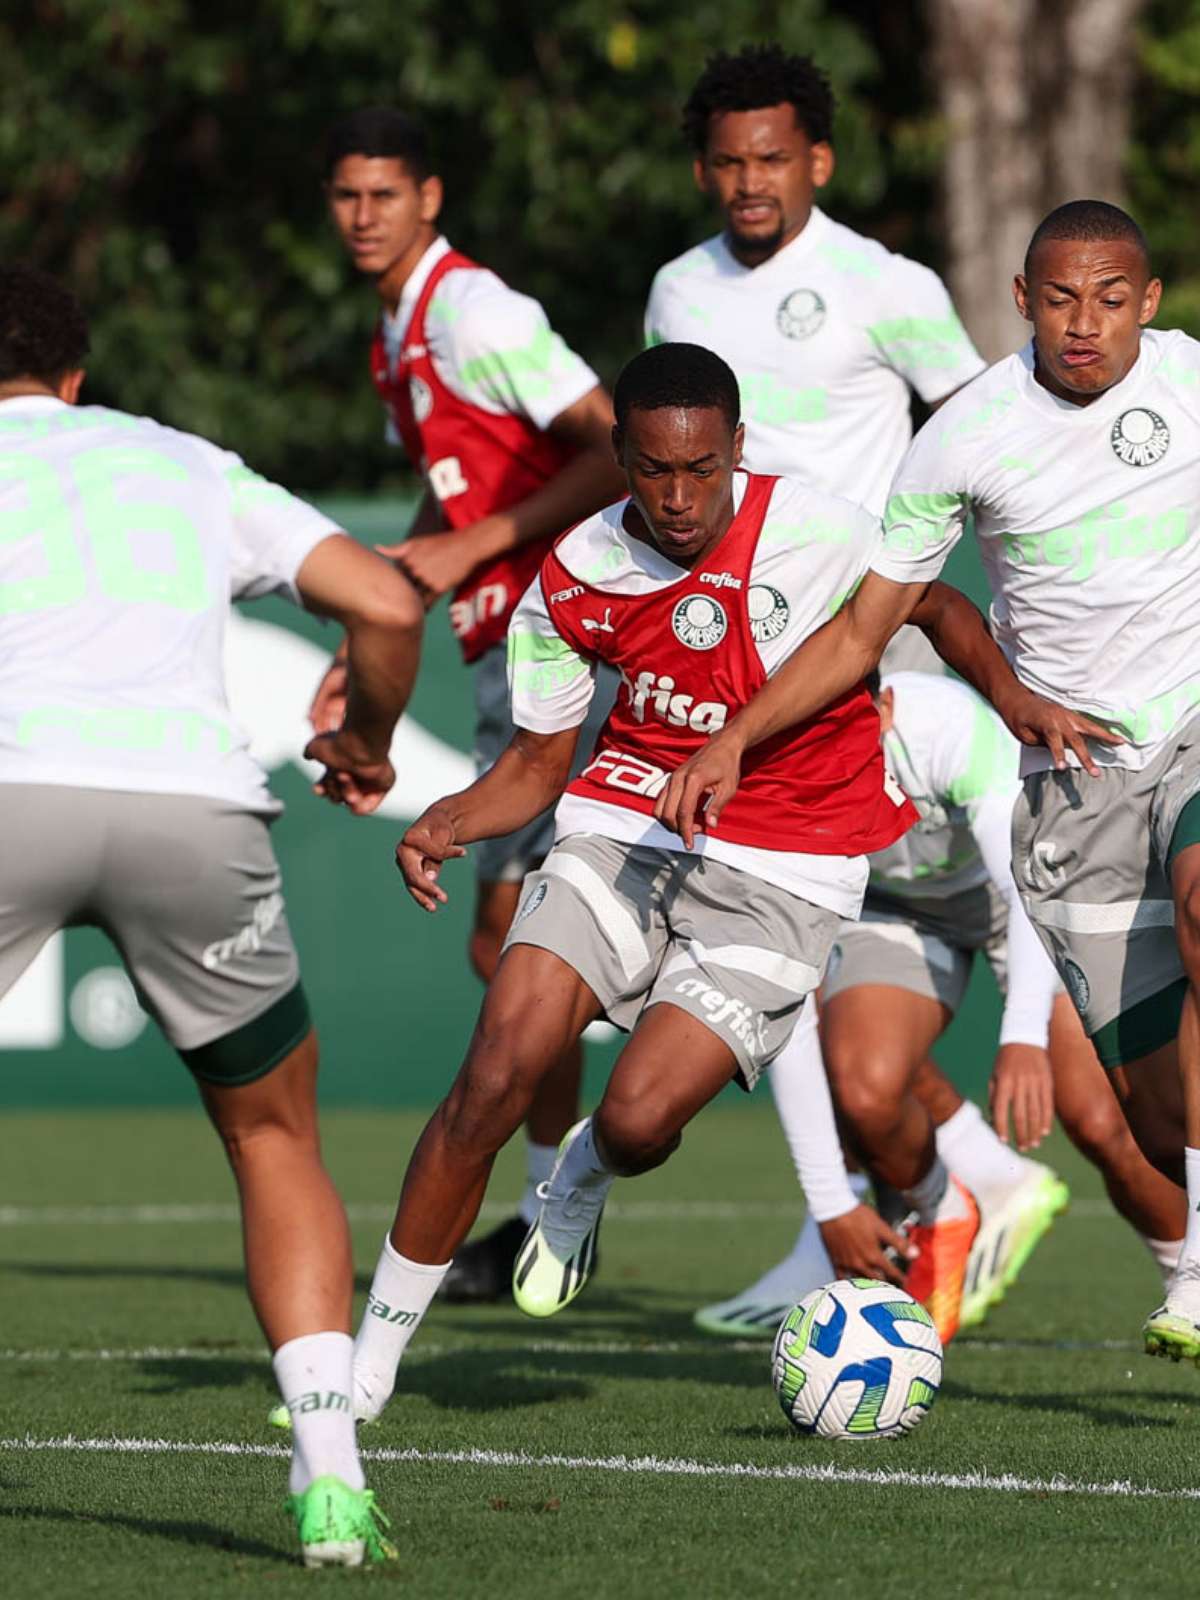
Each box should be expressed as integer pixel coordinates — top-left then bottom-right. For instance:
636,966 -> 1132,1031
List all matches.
352,1237 -> 450,1422
520,1140 -> 558,1225
1175,1148 -> 1200,1274
1143,1233 -> 1183,1285
557,1118 -> 613,1191
936,1100 -> 1034,1210
902,1156 -> 970,1227
737,1176 -> 870,1305
273,1331 -> 363,1495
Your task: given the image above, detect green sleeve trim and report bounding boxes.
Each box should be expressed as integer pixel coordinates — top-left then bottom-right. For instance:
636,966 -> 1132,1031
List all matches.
180,983 -> 311,1086
1090,979 -> 1186,1069
946,700 -> 1015,804
507,624 -> 591,698
460,325 -> 576,405
882,490 -> 967,559
868,314 -> 973,373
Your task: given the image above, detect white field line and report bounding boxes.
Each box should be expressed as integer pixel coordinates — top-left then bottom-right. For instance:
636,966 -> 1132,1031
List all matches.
0,1197 -> 1116,1227
3,1433 -> 1198,1502
0,1334 -> 1141,1363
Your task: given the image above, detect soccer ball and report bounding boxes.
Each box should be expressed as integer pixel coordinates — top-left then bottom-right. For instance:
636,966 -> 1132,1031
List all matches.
770,1279 -> 942,1440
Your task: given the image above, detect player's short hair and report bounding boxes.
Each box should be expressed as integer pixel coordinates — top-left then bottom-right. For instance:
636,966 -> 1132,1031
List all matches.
683,44 -> 835,154
614,343 -> 741,435
1024,200 -> 1150,278
323,106 -> 432,182
0,263 -> 89,385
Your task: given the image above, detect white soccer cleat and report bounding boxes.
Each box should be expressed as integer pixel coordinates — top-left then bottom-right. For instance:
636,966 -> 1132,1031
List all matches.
1145,1258 -> 1200,1365
959,1163 -> 1069,1329
693,1293 -> 797,1339
512,1119 -> 609,1318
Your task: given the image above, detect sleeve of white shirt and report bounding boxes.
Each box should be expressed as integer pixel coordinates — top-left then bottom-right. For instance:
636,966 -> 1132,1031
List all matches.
924,695 -> 1057,1048
870,415 -> 972,586
507,574 -> 596,733
644,269 -> 667,348
188,439 -> 343,603
866,257 -> 986,403
440,282 -> 600,432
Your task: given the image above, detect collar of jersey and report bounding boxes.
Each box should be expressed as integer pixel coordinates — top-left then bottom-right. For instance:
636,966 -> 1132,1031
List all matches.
383,234 -> 454,333
1016,332 -> 1154,422
558,471 -> 751,595
0,394 -> 70,414
714,205 -> 828,279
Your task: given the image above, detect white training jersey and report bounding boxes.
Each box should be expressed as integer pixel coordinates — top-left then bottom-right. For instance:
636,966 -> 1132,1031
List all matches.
875,329 -> 1200,772
0,396 -> 340,810
379,236 -> 599,440
508,472 -> 882,916
644,208 -> 985,515
872,672 -> 1058,1047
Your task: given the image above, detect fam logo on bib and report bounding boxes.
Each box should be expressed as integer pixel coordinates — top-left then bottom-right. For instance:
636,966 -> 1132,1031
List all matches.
1110,407 -> 1169,467
409,375 -> 434,424
748,585 -> 789,644
672,594 -> 728,650
776,289 -> 826,340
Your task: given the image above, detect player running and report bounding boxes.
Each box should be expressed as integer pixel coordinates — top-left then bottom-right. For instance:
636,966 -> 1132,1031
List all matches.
347,341 -> 941,1423
0,264 -> 423,1566
320,107 -> 625,1300
654,200 -> 1200,1363
697,669 -> 1185,1340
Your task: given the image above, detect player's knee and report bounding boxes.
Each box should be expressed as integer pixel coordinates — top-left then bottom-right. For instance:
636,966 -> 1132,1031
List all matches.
593,1098 -> 679,1176
1060,1094 -> 1126,1165
826,1049 -> 901,1136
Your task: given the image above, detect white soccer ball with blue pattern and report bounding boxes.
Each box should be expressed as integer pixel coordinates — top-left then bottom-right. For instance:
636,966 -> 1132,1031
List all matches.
771,1279 -> 942,1440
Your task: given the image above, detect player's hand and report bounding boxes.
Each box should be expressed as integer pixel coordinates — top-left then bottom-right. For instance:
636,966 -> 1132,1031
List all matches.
303,729 -> 395,816
993,682 -> 1123,778
652,728 -> 746,849
378,527 -> 491,602
989,1042 -> 1054,1150
818,1204 -> 915,1288
396,807 -> 467,911
309,641 -> 349,734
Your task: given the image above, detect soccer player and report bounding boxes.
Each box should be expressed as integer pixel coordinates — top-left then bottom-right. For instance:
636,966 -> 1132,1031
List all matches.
697,669 -> 1185,1339
653,200 -> 1200,1362
347,341 -> 940,1423
320,107 -> 626,1300
0,264 -> 423,1565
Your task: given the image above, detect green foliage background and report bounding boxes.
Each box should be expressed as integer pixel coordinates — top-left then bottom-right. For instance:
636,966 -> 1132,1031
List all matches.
1,0 -> 1195,490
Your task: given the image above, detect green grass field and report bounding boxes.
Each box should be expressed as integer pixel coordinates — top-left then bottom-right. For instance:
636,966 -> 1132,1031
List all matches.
4,1104 -> 1199,1598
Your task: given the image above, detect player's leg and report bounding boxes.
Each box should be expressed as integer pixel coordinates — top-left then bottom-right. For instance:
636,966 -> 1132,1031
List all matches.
353,941 -> 600,1408
513,852 -> 839,1318
1048,996 -> 1184,1274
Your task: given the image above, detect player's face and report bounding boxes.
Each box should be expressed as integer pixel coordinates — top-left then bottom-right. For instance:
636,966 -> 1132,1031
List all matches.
694,105 -> 833,266
326,155 -> 442,291
1014,239 -> 1162,404
616,406 -> 745,566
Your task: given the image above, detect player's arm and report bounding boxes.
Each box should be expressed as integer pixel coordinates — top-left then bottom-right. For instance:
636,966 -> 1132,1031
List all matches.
294,535 -> 425,815
397,725 -> 579,912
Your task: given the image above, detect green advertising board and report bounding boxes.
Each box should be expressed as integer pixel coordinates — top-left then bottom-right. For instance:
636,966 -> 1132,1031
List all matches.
0,499 -> 1003,1109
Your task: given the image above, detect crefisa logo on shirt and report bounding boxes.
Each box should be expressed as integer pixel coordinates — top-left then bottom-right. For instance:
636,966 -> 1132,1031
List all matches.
748,584 -> 789,643
409,375 -> 434,424
1110,407 -> 1169,467
672,593 -> 728,650
776,288 -> 826,340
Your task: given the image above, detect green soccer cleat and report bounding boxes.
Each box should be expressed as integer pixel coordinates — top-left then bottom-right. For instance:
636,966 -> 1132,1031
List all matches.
287,1475 -> 396,1568
268,1402 -> 290,1429
959,1165 -> 1069,1330
512,1119 -> 609,1319
1144,1306 -> 1200,1366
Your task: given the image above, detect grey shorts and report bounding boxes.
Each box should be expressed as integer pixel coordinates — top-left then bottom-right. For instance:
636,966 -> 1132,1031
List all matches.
502,832 -> 840,1090
472,645 -> 616,883
823,879 -> 1008,1012
0,784 -> 308,1084
1011,713 -> 1200,1066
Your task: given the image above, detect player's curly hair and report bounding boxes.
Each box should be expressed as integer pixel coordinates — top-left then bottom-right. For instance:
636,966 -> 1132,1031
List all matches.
0,264 -> 90,385
613,342 -> 741,433
682,44 -> 835,154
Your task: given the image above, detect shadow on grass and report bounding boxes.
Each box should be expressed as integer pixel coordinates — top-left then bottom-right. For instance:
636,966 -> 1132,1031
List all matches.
0,1500 -> 285,1562
940,1377 -> 1178,1429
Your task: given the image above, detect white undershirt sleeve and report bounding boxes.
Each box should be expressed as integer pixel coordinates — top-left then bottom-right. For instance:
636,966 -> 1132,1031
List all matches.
969,787 -> 1058,1047
768,1004 -> 860,1222
507,574 -> 596,733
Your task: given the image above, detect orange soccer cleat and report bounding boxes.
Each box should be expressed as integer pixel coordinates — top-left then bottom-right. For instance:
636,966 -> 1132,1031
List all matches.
904,1177 -> 980,1344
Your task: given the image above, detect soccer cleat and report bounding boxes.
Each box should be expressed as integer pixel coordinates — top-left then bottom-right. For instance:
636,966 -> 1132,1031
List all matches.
903,1178 -> 980,1345
268,1369 -> 380,1431
693,1294 -> 795,1339
512,1119 -> 609,1319
438,1214 -> 530,1303
287,1475 -> 396,1568
959,1164 -> 1070,1330
1143,1306 -> 1200,1365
